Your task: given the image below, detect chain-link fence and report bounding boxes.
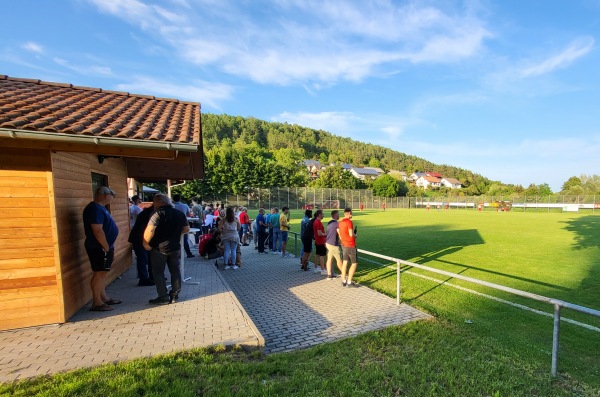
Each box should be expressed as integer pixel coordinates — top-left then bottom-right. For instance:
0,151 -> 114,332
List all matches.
199,188 -> 599,213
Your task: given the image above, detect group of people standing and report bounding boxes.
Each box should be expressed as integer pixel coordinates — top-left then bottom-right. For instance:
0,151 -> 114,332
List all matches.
84,187 -> 360,313
299,208 -> 359,287
84,188 -> 191,311
252,205 -> 360,287
253,207 -> 291,257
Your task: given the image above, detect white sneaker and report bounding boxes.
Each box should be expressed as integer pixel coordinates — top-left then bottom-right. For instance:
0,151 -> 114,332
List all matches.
282,253 -> 290,258
225,265 -> 232,270
272,251 -> 279,255
232,265 -> 239,270
313,267 -> 321,273
320,269 -> 328,276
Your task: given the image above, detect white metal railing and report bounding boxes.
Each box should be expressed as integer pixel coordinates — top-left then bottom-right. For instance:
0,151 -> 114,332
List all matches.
356,248 -> 600,378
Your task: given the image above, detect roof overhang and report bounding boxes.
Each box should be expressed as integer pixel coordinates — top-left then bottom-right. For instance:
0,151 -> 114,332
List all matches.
0,128 -> 204,180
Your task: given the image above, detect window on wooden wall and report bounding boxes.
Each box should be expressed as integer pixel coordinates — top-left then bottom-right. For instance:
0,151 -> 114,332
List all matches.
91,172 -> 111,212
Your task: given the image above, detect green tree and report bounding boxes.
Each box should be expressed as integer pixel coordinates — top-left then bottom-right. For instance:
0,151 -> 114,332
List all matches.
580,174 -> 600,194
524,183 -> 540,196
561,176 -> 582,193
372,174 -> 400,197
538,183 -> 553,196
309,166 -> 366,189
368,158 -> 382,169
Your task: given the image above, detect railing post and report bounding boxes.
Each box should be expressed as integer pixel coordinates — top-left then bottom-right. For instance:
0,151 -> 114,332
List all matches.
294,232 -> 298,257
396,260 -> 401,305
551,303 -> 561,377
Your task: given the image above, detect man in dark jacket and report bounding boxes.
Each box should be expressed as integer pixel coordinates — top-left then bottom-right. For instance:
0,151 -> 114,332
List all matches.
128,206 -> 155,286
143,194 -> 189,305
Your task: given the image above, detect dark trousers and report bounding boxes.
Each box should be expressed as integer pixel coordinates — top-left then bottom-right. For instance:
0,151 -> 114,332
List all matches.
183,235 -> 193,256
133,243 -> 153,282
268,228 -> 274,250
149,249 -> 182,299
257,231 -> 266,253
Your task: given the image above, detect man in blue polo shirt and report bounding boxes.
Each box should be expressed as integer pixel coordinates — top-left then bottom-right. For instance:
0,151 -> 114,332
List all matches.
83,186 -> 121,312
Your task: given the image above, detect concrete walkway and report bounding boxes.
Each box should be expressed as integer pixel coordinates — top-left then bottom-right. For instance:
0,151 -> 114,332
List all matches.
0,244 -> 430,382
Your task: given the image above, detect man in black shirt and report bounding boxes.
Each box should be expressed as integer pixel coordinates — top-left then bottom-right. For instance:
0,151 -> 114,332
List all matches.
128,206 -> 155,286
143,194 -> 190,305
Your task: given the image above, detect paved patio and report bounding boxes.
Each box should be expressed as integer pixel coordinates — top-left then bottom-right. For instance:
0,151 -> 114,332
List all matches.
0,244 -> 430,382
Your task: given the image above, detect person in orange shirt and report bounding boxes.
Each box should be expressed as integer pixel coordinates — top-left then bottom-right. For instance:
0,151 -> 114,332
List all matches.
338,207 -> 359,287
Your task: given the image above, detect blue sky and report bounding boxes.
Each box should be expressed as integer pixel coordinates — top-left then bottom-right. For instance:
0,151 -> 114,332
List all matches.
2,0 -> 600,191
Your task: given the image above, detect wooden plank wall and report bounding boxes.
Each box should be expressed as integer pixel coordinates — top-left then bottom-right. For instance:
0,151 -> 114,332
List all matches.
0,147 -> 61,331
51,152 -> 131,320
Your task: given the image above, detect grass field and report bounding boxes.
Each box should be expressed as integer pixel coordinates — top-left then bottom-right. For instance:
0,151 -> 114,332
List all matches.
284,209 -> 600,381
2,209 -> 599,396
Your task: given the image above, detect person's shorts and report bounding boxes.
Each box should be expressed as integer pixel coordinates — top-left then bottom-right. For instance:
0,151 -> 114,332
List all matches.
241,224 -> 249,234
342,246 -> 357,264
302,238 -> 313,253
315,244 -> 327,257
326,243 -> 342,262
86,246 -> 114,272
281,231 -> 288,242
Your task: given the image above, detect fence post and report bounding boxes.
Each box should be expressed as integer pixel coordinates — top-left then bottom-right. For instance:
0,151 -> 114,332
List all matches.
551,303 -> 561,377
396,260 -> 401,305
294,232 -> 298,257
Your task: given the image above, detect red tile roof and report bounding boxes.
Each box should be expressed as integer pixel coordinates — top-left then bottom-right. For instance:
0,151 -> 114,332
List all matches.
0,76 -> 201,145
423,175 -> 441,183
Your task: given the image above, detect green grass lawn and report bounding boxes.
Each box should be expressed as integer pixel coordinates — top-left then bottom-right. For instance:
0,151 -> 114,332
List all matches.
283,209 -> 600,385
2,209 -> 599,396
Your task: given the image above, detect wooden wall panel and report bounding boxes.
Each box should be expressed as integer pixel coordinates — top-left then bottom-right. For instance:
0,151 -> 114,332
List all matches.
0,147 -> 61,331
51,152 -> 132,321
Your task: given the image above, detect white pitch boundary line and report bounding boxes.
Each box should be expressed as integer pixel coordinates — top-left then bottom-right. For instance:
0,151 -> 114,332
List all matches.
358,256 -> 600,333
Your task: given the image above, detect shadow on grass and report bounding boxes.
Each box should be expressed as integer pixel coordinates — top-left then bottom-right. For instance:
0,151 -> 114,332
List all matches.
357,221 -> 574,294
562,215 -> 600,308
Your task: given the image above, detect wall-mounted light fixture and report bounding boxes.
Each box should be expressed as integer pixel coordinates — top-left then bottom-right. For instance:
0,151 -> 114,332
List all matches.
97,155 -> 122,164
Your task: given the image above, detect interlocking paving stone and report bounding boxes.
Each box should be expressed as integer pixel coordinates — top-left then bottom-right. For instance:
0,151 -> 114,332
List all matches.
0,252 -> 261,383
0,243 -> 429,382
219,245 -> 431,353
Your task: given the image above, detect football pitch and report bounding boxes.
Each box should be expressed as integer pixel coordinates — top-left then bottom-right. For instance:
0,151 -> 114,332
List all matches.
283,208 -> 600,383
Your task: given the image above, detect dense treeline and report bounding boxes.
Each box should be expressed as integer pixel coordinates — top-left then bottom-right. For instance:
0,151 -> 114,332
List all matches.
197,113 -> 491,194
170,113 -> 599,199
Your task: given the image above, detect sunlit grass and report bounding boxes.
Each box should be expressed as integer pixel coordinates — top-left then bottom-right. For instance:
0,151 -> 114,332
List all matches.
2,209 -> 599,396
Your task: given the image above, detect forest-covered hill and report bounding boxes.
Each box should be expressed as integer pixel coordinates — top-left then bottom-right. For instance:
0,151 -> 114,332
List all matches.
199,113 -> 494,196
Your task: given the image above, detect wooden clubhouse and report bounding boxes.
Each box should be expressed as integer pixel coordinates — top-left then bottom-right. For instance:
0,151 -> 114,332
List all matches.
0,76 -> 204,331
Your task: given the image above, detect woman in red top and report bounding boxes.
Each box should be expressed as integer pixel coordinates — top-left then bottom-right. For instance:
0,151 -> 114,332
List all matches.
312,210 -> 327,275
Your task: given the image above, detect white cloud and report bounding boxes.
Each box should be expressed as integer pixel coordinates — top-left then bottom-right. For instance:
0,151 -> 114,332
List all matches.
271,110 -> 413,145
115,76 -> 235,109
272,111 -> 357,132
486,37 -> 595,90
53,57 -> 113,77
21,41 -> 44,54
518,37 -> 594,78
86,0 -> 492,86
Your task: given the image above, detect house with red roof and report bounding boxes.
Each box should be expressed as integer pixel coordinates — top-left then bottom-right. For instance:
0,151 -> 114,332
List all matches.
416,175 -> 443,189
0,76 -> 203,330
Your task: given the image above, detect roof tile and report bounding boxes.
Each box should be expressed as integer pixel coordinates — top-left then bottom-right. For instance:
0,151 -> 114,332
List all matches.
0,76 -> 201,145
